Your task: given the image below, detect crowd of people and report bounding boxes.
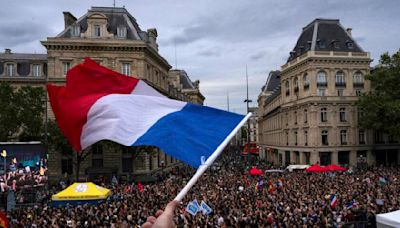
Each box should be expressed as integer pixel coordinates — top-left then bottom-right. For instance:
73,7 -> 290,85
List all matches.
3,151 -> 400,227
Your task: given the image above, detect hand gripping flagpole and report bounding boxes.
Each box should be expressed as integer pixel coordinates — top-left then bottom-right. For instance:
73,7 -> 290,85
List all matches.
174,112 -> 252,202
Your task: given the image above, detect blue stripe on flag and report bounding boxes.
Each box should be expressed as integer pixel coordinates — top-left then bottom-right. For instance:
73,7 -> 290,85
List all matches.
133,103 -> 245,168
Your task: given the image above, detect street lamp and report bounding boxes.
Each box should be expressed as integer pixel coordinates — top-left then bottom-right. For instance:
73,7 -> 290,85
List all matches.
1,150 -> 6,173
244,66 -> 252,155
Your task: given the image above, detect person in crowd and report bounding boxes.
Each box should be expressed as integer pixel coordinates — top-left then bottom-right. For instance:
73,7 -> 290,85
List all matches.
3,152 -> 400,227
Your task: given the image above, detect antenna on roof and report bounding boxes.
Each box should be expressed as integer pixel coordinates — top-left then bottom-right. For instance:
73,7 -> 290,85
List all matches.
174,38 -> 178,69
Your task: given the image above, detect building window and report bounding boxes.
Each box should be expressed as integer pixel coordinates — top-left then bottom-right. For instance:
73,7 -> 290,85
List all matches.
303,73 -> 309,90
375,131 -> 384,144
346,42 -> 354,49
33,64 -> 41,77
340,130 -> 347,145
304,109 -> 308,123
353,71 -> 364,87
294,77 -> 299,93
317,71 -> 327,87
61,157 -> 73,175
285,81 -> 290,96
94,25 -> 101,37
71,25 -> 80,37
117,26 -> 127,38
318,88 -> 326,96
122,157 -> 133,173
359,130 -> 365,144
285,113 -> 288,126
304,130 -> 308,146
355,90 -> 362,96
337,89 -> 344,96
317,39 -> 326,48
286,132 -> 289,146
358,108 -> 364,121
294,131 -> 298,145
294,111 -> 297,124
122,63 -> 131,76
339,108 -> 346,122
62,62 -> 71,76
6,63 -> 14,76
335,71 -> 346,87
322,130 -> 328,145
321,108 -> 327,122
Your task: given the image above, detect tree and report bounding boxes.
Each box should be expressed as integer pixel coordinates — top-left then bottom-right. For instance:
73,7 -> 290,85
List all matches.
0,83 -> 45,141
16,86 -> 46,141
357,50 -> 400,137
0,83 -> 19,141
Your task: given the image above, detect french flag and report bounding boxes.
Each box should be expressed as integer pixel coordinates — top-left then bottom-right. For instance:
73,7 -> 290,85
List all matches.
330,194 -> 337,208
47,58 -> 245,168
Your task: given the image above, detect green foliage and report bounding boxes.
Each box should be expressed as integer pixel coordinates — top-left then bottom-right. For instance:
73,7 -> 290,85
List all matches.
47,119 -> 73,155
357,50 -> 400,137
0,83 -> 19,140
0,83 -> 45,141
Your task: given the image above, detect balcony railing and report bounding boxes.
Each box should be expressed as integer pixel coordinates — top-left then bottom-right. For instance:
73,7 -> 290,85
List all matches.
317,81 -> 327,87
353,82 -> 364,88
303,83 -> 309,90
335,82 -> 346,87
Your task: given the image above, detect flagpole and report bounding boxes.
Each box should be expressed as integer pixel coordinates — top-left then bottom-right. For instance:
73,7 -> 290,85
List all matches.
174,112 -> 252,202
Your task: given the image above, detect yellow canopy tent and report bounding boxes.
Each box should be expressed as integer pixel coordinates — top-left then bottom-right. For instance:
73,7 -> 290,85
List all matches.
52,182 -> 111,206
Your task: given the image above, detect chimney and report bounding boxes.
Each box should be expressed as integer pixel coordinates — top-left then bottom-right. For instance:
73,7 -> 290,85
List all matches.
346,28 -> 352,37
63,12 -> 77,29
147,28 -> 158,51
4,48 -> 11,54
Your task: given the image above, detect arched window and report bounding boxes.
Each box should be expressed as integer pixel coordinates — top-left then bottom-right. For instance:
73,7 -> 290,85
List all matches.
335,71 -> 345,86
317,71 -> 327,86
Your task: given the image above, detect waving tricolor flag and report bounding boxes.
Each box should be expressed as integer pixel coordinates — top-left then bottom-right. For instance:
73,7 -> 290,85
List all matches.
47,58 -> 245,168
330,194 -> 337,208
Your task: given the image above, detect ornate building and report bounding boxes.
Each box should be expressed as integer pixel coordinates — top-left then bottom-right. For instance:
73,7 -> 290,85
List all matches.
257,19 -> 400,167
1,6 -> 205,180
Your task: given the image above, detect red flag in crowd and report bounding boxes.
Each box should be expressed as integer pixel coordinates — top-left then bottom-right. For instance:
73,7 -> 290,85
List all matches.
0,211 -> 9,228
124,185 -> 131,193
138,182 -> 144,192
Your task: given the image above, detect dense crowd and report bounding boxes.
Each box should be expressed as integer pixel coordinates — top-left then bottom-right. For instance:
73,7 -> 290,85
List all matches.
4,151 -> 400,227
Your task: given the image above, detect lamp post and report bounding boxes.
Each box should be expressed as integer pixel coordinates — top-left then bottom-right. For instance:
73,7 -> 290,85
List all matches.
1,150 -> 6,173
244,66 -> 252,155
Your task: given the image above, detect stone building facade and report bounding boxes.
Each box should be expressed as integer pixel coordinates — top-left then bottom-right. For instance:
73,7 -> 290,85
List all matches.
1,7 -> 204,180
258,19 -> 400,167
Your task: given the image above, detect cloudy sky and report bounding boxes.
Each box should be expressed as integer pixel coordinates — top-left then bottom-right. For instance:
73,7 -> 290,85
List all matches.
1,0 -> 399,114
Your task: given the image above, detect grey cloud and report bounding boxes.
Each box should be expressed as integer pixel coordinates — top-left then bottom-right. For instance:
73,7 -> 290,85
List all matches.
197,48 -> 221,57
0,21 -> 53,48
250,51 -> 267,61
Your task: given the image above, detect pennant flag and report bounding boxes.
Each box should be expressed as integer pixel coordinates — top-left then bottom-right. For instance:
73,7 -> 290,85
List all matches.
47,58 -> 245,168
345,199 -> 358,209
200,200 -> 213,215
330,194 -> 337,208
186,201 -> 199,216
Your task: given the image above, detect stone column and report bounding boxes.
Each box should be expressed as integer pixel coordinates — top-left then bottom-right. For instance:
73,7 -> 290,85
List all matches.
349,150 -> 357,167
311,150 -> 319,164
332,151 -> 339,164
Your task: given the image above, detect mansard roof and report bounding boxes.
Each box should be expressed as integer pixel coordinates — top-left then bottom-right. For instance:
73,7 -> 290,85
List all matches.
57,6 -> 148,41
287,18 -> 364,62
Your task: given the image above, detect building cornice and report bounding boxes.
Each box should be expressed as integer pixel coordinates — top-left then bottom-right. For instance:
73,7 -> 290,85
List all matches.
41,38 -> 171,69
